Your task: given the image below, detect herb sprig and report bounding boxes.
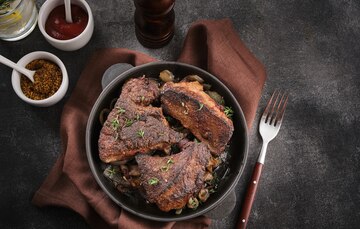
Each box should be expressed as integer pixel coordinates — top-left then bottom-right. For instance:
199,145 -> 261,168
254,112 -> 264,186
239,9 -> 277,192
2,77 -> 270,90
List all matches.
125,118 -> 134,127
116,106 -> 126,114
137,130 -> 145,138
224,106 -> 234,118
111,118 -> 120,130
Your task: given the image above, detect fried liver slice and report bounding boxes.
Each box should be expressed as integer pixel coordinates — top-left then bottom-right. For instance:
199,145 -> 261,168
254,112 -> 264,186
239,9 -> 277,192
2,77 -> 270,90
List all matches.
136,141 -> 211,212
161,81 -> 234,155
98,77 -> 185,163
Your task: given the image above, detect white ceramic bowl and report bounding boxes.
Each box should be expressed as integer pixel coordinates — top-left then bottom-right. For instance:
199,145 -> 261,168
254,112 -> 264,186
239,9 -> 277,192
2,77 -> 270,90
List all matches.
11,51 -> 69,107
38,0 -> 94,51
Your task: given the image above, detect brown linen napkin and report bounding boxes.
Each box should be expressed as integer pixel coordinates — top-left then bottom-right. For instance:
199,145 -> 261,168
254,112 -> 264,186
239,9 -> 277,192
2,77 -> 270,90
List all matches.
32,18 -> 266,229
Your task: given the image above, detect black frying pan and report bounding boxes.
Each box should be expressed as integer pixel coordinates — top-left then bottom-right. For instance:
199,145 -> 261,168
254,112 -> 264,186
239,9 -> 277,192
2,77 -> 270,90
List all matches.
86,62 -> 248,221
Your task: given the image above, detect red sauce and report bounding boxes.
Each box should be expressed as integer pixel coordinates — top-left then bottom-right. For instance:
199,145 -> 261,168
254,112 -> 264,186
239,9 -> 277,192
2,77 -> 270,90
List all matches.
45,4 -> 88,40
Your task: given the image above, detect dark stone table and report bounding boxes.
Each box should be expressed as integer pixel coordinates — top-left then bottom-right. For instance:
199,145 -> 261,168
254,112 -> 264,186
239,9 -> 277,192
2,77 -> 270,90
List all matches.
1,0 -> 359,228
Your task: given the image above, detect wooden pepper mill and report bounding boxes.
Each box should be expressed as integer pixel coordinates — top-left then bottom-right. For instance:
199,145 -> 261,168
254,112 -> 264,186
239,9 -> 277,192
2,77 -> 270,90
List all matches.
134,0 -> 175,48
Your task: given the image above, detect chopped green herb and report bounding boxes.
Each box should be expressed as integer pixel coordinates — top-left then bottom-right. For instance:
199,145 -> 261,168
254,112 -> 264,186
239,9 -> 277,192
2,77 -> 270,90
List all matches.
136,114 -> 140,121
107,166 -> 116,176
194,138 -> 200,143
161,158 -> 174,172
167,158 -> 174,164
124,118 -> 134,127
209,189 -> 217,194
148,177 -> 159,185
116,107 -> 126,114
137,130 -> 145,138
111,118 -> 120,130
224,106 -> 234,118
197,103 -> 204,111
161,165 -> 169,172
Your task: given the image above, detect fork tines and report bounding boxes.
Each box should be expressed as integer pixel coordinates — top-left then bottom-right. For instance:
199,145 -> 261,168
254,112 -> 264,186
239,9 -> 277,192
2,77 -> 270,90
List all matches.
262,90 -> 289,126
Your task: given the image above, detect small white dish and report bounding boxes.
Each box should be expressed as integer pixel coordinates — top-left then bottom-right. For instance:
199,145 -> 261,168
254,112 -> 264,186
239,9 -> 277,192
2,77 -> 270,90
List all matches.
11,51 -> 69,107
38,0 -> 94,51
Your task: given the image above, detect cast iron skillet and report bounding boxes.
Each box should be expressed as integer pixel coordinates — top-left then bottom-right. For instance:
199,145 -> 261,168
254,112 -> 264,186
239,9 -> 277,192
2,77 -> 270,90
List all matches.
86,62 -> 248,222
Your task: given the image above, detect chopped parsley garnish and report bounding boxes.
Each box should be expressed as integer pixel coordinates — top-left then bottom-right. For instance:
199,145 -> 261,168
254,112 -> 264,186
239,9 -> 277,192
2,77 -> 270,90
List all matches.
224,106 -> 234,118
167,158 -> 174,164
125,118 -> 134,127
137,130 -> 145,138
161,165 -> 169,172
116,107 -> 126,114
148,177 -> 159,185
107,166 -> 117,176
111,118 -> 120,130
197,102 -> 204,111
209,189 -> 217,194
161,158 -> 174,172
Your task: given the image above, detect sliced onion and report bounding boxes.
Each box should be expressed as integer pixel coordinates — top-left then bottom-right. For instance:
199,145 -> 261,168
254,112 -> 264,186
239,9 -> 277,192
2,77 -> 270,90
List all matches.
187,197 -> 199,209
204,172 -> 214,182
182,75 -> 204,83
159,70 -> 175,82
198,189 -> 210,202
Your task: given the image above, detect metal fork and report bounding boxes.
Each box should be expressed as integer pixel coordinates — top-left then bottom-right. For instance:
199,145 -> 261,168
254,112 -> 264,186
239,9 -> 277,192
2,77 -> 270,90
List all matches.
236,90 -> 289,229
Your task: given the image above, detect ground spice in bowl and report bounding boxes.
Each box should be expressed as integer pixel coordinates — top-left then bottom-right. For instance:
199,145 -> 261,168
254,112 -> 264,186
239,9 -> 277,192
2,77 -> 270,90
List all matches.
20,59 -> 62,100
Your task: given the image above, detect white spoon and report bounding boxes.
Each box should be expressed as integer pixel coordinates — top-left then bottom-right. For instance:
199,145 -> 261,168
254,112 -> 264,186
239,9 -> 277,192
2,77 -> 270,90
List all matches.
64,0 -> 73,23
0,55 -> 35,82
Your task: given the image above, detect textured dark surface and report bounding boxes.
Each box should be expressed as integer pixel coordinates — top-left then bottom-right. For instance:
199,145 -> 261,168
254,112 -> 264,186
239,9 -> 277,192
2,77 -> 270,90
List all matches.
0,0 -> 359,229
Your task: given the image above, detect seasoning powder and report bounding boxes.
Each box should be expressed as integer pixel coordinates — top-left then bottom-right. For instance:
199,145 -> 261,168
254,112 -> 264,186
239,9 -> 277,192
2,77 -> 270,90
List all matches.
20,59 -> 62,100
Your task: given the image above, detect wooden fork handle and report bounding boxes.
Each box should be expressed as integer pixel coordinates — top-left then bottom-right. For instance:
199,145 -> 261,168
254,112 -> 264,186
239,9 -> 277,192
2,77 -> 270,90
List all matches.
236,162 -> 264,229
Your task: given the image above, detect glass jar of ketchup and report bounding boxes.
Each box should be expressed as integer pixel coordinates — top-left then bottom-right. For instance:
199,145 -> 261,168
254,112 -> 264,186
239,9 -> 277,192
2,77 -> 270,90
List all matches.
45,4 -> 88,40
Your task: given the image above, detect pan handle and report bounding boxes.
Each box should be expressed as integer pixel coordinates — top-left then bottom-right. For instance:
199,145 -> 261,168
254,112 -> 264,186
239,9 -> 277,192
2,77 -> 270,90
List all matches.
101,63 -> 134,90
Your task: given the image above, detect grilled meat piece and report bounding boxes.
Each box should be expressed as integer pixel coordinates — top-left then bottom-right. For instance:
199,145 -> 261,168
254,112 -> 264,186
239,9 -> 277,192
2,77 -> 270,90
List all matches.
98,77 -> 185,163
136,141 -> 211,212
161,81 -> 234,155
